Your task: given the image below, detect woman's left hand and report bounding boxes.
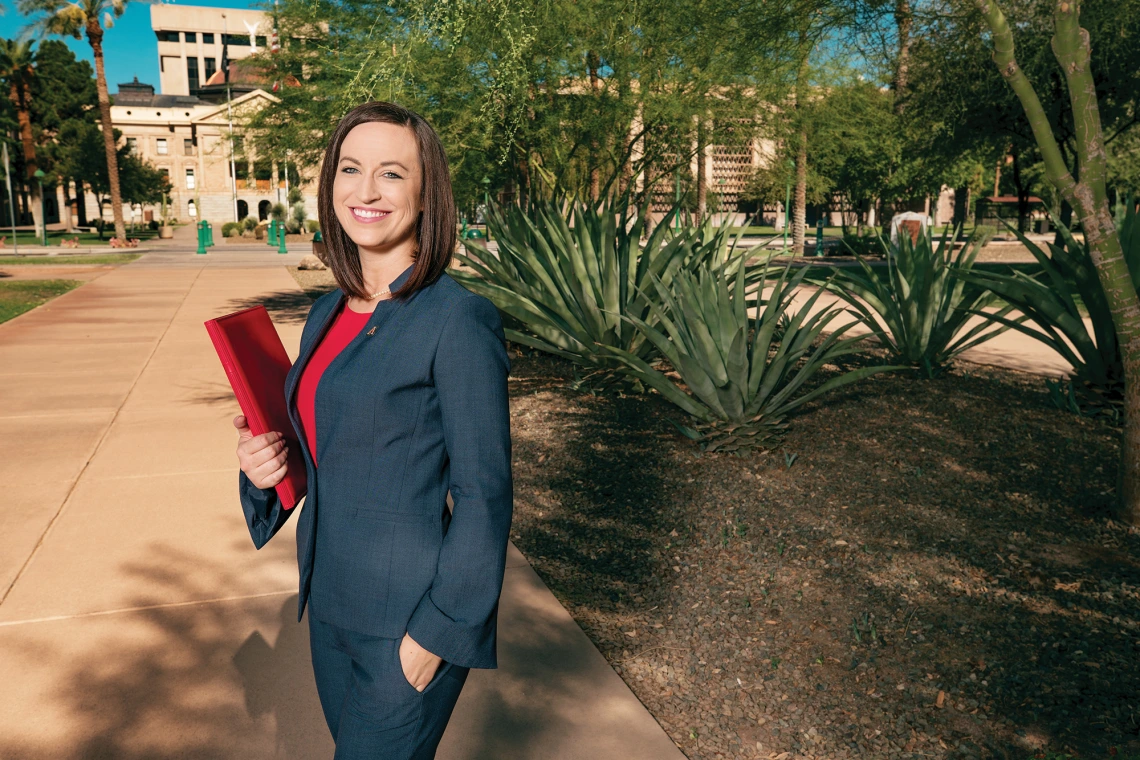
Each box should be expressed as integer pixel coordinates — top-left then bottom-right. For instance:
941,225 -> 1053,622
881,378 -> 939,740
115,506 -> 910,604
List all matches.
398,632 -> 444,691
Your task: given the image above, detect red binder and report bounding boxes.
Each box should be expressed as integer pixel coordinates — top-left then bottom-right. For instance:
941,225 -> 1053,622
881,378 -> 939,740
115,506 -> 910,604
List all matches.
205,305 -> 306,510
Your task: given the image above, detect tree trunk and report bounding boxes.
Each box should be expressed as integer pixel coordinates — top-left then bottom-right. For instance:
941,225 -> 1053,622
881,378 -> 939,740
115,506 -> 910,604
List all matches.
695,119 -> 707,225
893,0 -> 913,114
75,180 -> 88,227
1009,148 -> 1030,232
952,185 -> 970,229
587,50 -> 601,203
976,0 -> 1140,524
11,80 -> 41,241
87,23 -> 126,241
793,129 -> 807,253
60,181 -> 74,233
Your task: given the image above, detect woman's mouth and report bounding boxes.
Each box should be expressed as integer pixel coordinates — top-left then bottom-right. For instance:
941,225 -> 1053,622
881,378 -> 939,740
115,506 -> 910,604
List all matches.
350,207 -> 391,224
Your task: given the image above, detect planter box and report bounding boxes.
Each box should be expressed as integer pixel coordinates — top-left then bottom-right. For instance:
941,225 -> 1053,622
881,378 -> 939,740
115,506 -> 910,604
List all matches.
159,226 -> 174,239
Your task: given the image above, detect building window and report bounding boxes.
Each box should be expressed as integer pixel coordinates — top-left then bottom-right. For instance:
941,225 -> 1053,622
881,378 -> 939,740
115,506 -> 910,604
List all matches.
188,199 -> 197,218
224,34 -> 250,46
204,57 -> 216,82
184,138 -> 195,156
156,30 -> 178,42
186,168 -> 196,190
256,35 -> 267,48
156,138 -> 168,155
185,32 -> 197,43
186,57 -> 200,91
126,137 -> 137,154
203,33 -> 215,44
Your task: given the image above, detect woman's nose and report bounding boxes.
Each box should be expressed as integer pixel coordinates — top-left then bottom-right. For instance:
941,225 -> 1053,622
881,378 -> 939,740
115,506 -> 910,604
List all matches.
358,171 -> 382,203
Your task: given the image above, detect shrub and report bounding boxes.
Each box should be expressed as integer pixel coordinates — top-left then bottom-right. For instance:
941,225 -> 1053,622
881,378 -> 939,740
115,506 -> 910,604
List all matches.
451,195 -> 746,392
222,222 -> 242,237
960,200 -> 1140,413
840,230 -> 887,258
148,220 -> 159,231
813,226 -> 1020,378
270,202 -> 287,222
600,263 -> 899,452
287,187 -> 303,206
306,219 -> 320,233
284,218 -> 302,234
290,201 -> 308,232
241,216 -> 258,232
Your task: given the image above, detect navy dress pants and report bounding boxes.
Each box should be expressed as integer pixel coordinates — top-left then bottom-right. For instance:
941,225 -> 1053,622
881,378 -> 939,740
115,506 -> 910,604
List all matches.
308,612 -> 470,759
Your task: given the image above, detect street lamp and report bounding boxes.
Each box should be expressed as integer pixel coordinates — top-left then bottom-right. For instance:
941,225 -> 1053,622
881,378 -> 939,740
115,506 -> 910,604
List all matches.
33,168 -> 47,246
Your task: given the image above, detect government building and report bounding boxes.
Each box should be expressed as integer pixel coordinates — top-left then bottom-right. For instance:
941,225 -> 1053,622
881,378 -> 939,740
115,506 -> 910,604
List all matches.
76,3 -> 317,229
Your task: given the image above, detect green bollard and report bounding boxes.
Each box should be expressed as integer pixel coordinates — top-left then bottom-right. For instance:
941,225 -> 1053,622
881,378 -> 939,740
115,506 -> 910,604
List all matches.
313,227 -> 323,242
278,223 -> 288,254
267,220 -> 278,247
815,218 -> 824,257
196,221 -> 206,255
206,221 -> 214,247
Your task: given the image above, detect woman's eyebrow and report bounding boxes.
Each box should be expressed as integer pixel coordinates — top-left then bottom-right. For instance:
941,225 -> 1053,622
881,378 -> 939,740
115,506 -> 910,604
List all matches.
337,156 -> 410,172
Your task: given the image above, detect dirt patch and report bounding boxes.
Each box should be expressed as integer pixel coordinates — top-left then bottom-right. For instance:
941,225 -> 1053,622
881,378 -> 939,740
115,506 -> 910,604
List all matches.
505,350 -> 1139,759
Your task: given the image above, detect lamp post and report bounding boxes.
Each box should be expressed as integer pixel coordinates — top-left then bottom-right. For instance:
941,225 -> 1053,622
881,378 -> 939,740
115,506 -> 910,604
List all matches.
222,13 -> 239,223
33,169 -> 47,246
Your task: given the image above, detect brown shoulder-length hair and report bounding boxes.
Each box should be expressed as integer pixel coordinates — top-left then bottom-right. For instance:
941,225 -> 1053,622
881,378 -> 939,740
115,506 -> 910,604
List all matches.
317,101 -> 456,301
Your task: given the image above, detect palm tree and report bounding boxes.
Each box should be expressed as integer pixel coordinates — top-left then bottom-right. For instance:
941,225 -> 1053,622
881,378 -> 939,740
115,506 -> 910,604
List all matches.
0,39 -> 41,239
20,0 -> 128,241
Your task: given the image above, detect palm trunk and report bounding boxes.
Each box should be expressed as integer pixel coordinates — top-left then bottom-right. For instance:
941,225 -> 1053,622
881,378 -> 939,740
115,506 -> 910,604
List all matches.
76,180 -> 88,227
695,119 -> 707,225
977,0 -> 1140,525
87,23 -> 126,241
893,0 -> 912,114
793,51 -> 809,253
11,81 -> 41,241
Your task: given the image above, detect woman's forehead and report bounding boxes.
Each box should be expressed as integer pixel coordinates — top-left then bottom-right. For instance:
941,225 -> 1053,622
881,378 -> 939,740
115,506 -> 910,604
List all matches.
341,122 -> 419,164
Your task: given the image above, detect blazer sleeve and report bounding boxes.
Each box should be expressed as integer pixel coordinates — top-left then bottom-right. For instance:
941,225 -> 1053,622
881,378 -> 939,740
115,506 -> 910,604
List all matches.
238,468 -> 295,549
405,294 -> 513,670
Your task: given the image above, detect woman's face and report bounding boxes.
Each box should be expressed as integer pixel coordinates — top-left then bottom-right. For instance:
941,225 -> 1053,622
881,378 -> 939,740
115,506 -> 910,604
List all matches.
332,121 -> 422,253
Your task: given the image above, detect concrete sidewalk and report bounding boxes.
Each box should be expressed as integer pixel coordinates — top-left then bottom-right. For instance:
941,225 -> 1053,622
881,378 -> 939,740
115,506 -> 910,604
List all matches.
0,251 -> 684,759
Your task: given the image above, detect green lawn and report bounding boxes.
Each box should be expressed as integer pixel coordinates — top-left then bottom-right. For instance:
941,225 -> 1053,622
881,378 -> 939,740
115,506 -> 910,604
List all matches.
0,253 -> 142,266
0,279 -> 83,323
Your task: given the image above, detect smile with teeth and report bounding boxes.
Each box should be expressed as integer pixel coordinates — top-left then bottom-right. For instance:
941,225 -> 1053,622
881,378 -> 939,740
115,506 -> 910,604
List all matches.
350,207 -> 391,223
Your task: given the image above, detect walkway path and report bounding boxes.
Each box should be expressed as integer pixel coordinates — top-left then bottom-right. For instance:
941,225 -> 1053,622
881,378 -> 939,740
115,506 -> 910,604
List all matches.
0,247 -> 684,760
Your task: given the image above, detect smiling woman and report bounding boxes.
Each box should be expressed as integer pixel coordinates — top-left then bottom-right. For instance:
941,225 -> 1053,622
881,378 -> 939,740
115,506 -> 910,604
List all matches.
317,102 -> 457,304
233,100 -> 512,760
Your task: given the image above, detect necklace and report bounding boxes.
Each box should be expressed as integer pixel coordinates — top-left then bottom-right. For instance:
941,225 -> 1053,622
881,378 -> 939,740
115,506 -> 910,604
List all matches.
367,287 -> 391,300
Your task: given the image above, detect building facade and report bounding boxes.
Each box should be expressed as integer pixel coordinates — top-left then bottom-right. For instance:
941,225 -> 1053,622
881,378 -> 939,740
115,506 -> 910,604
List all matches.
77,4 -> 317,231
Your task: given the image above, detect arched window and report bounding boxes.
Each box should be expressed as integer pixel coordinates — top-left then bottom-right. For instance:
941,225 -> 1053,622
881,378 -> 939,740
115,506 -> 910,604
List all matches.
258,200 -> 271,221
188,199 -> 197,218
237,199 -> 249,220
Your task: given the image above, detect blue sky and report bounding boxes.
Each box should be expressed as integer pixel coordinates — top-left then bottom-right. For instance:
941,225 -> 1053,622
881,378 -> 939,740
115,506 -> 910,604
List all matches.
0,0 -> 263,92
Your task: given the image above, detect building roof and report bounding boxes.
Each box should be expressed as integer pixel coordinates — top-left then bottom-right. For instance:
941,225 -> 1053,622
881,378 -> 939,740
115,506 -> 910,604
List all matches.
116,77 -> 204,108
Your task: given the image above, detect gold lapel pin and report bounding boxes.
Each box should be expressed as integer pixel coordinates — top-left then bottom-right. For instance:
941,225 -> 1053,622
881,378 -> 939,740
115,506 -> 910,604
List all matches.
366,327 -> 377,336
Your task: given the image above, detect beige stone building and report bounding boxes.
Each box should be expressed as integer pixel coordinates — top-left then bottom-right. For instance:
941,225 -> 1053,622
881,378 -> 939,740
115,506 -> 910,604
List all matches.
77,4 -> 318,230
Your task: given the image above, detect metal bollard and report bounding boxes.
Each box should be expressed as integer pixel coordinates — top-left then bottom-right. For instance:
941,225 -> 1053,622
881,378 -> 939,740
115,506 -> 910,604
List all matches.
278,223 -> 288,254
196,221 -> 207,255
267,220 -> 278,246
815,218 -> 824,257
205,221 -> 214,247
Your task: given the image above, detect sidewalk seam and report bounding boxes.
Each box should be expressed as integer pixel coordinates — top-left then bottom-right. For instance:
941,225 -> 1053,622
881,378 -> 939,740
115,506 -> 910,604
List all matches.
0,589 -> 295,627
0,264 -> 206,608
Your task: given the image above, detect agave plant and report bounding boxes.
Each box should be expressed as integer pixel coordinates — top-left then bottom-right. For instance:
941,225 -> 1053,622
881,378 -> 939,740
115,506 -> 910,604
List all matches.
452,195 -> 745,390
815,227 -> 1021,378
958,199 -> 1140,413
597,262 -> 899,453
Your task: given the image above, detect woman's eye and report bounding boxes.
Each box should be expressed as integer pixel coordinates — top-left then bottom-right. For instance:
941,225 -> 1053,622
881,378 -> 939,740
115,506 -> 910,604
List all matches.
383,171 -> 402,179
340,166 -> 359,174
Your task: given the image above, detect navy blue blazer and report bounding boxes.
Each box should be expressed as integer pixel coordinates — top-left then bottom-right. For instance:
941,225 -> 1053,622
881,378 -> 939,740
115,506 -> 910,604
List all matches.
237,262 -> 513,670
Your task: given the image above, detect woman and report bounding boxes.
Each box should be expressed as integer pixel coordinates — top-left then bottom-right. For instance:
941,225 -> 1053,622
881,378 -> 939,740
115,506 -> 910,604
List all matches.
233,101 -> 513,759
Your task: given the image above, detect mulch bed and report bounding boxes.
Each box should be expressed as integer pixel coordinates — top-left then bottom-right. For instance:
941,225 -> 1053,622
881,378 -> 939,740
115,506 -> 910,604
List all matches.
505,349 -> 1139,760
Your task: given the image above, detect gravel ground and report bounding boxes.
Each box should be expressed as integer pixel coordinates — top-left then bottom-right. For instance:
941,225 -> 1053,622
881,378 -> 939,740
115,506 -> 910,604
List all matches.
286,265 -> 1139,759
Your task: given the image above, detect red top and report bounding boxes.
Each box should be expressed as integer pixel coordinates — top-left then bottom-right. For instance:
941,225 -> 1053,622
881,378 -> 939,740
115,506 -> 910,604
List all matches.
296,302 -> 373,467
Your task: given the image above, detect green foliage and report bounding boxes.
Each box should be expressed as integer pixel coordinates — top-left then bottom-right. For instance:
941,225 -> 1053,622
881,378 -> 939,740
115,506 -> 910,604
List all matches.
960,201 -> 1140,411
840,230 -> 887,258
241,215 -> 258,232
222,222 -> 242,238
270,203 -> 287,222
305,219 -> 320,234
287,187 -> 303,206
451,195 -> 743,391
816,228 -> 1019,377
598,263 -> 899,453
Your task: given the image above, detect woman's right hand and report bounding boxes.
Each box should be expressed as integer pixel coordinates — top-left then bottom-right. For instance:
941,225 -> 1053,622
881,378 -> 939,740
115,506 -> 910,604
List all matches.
234,415 -> 289,489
